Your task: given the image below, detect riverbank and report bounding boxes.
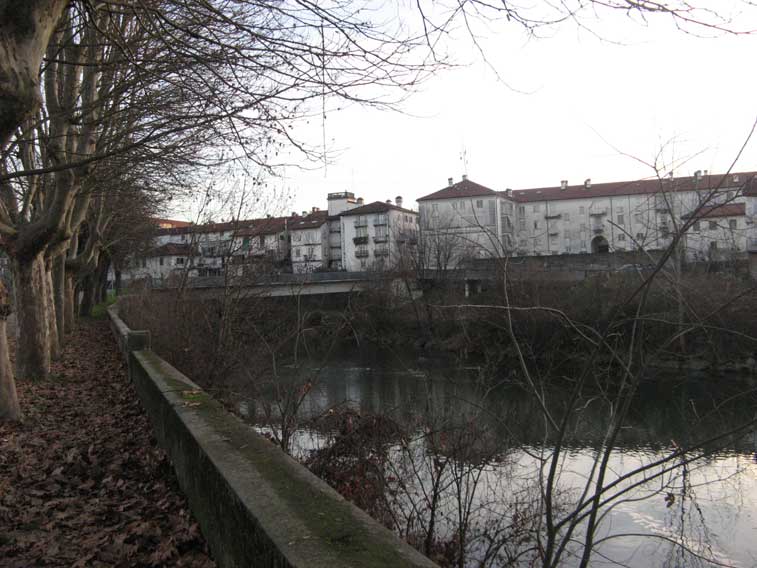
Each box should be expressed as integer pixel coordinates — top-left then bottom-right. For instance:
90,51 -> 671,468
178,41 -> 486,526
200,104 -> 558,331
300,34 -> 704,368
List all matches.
0,320 -> 214,567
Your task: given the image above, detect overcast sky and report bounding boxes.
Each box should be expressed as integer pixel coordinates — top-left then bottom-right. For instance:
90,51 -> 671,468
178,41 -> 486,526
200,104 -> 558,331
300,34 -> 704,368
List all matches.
175,2 -> 757,220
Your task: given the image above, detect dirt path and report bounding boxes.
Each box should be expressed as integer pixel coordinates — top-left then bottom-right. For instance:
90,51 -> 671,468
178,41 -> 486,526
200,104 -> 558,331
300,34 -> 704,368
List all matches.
0,320 -> 214,567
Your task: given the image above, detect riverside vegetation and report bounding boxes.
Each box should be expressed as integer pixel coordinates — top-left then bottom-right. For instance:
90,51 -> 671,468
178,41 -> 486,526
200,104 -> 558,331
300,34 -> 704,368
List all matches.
119,266 -> 757,567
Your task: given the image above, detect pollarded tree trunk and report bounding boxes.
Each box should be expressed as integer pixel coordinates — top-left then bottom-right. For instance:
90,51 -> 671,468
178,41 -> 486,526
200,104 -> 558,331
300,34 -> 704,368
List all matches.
79,274 -> 94,317
45,258 -> 60,360
14,253 -> 51,380
53,255 -> 66,340
64,273 -> 75,334
0,281 -> 19,421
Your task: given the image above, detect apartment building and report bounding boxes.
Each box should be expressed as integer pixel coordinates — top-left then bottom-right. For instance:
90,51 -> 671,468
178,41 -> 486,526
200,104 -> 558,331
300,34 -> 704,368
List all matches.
417,171 -> 756,265
340,198 -> 418,271
289,210 -> 329,273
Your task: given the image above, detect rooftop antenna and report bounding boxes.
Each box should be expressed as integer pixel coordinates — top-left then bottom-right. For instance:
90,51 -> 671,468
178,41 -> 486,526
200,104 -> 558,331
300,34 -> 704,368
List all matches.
460,145 -> 469,176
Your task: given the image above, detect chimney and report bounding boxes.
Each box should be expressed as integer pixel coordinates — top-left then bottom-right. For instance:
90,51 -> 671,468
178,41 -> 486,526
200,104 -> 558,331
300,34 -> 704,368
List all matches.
694,170 -> 702,182
357,197 -> 364,205
302,210 -> 307,216
266,214 -> 271,218
395,195 -> 403,208
584,178 -> 591,189
462,174 -> 468,181
312,206 -> 318,213
448,177 -> 454,186
703,170 -> 708,177
291,211 -> 298,217
561,180 -> 568,190
505,188 -> 513,198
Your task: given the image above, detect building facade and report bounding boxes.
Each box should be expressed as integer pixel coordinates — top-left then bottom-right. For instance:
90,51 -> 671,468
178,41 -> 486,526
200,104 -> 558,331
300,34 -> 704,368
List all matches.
340,198 -> 418,272
417,171 -> 756,265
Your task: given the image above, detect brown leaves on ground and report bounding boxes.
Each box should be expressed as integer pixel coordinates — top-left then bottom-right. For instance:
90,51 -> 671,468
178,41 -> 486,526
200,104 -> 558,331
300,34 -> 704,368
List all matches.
0,320 -> 215,567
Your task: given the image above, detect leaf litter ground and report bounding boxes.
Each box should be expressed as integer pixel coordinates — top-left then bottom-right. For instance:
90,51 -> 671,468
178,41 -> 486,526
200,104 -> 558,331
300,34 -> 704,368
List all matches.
0,320 -> 215,567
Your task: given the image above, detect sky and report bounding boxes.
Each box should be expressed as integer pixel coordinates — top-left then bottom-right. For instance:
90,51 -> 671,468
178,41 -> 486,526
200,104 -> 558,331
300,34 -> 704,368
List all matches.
173,2 -> 757,220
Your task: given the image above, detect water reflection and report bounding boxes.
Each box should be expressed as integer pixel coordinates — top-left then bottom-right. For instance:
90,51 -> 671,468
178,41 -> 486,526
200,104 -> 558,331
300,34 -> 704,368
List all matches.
240,355 -> 757,567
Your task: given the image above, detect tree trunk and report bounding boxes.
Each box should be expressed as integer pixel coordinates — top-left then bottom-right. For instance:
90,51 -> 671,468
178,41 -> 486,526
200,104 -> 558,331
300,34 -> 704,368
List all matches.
0,281 -> 19,421
14,253 -> 50,379
53,255 -> 66,340
45,258 -> 60,360
64,273 -> 75,333
79,274 -> 95,317
115,269 -> 122,296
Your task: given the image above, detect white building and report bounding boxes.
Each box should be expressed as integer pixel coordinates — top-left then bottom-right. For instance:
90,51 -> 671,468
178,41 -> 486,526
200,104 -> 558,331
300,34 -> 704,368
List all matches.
417,171 -> 757,264
340,198 -> 418,271
289,210 -> 329,273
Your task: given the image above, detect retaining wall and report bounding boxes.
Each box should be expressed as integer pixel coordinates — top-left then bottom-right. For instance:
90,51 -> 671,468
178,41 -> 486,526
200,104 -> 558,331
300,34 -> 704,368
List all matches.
107,305 -> 436,568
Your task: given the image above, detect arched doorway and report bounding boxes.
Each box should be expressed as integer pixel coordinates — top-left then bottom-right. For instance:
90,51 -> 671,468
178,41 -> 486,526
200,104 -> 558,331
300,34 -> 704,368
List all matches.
591,235 -> 609,254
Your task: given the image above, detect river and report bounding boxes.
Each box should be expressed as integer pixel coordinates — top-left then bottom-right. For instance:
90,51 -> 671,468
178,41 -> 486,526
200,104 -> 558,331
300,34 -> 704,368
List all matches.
237,350 -> 757,567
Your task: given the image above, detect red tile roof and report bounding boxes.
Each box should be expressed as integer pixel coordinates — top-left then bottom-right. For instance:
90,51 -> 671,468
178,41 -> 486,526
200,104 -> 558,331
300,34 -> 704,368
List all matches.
417,179 -> 498,202
153,218 -> 191,228
339,201 -> 416,216
288,210 -> 328,230
682,202 -> 745,219
508,172 -> 757,203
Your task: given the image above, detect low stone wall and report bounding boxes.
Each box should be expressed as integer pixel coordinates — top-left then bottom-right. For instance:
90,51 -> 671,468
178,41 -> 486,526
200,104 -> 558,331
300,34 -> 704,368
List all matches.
107,305 -> 436,568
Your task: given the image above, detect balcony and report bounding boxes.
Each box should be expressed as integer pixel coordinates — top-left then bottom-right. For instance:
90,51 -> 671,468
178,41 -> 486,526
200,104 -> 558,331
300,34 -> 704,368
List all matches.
353,236 -> 368,245
748,238 -> 757,252
374,248 -> 389,257
355,249 -> 369,258
593,226 -> 604,234
589,209 -> 607,217
544,213 -> 561,220
374,235 -> 388,243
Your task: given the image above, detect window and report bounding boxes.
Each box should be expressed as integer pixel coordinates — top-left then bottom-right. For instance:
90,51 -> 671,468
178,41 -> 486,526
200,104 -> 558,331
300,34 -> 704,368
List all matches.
294,248 -> 301,257
563,212 -> 570,221
579,206 -> 585,215
635,213 -> 642,223
459,201 -> 466,211
580,223 -> 587,231
617,206 -> 624,213
518,206 -> 525,215
432,203 -> 438,214
476,199 -> 484,208
617,214 -> 624,225
581,240 -> 587,249
259,234 -> 265,247
617,234 -> 626,241
533,221 -> 539,230
356,226 -> 368,238
141,259 -> 146,268
159,257 -> 164,266
709,221 -> 717,230
729,219 -> 738,230
519,218 -> 526,230
692,221 -> 700,232
533,204 -> 540,213
176,257 -> 185,265
452,202 -> 457,210
636,232 -> 644,241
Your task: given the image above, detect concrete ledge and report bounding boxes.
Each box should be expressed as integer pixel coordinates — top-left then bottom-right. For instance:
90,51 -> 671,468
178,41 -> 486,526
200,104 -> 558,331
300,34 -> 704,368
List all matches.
107,306 -> 436,568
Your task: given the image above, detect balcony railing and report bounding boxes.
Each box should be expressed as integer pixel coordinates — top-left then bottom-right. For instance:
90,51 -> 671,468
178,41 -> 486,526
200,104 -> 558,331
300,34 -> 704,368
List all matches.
545,213 -> 561,220
355,249 -> 369,258
589,209 -> 607,217
593,226 -> 604,234
374,235 -> 388,243
353,236 -> 369,245
374,248 -> 389,257
748,238 -> 757,252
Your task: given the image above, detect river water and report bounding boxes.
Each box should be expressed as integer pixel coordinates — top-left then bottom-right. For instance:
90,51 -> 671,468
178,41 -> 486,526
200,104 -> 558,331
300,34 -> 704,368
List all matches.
238,351 -> 757,567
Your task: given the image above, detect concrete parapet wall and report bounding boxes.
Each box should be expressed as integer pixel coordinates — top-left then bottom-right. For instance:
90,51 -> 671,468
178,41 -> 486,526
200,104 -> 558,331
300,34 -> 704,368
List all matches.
106,305 -> 436,568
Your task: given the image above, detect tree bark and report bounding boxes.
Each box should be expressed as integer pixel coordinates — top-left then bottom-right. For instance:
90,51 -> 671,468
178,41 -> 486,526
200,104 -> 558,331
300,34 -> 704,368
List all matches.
64,272 -> 75,333
0,281 -> 19,421
114,269 -> 122,296
53,255 -> 66,340
79,274 -> 94,317
45,257 -> 60,360
14,253 -> 50,379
